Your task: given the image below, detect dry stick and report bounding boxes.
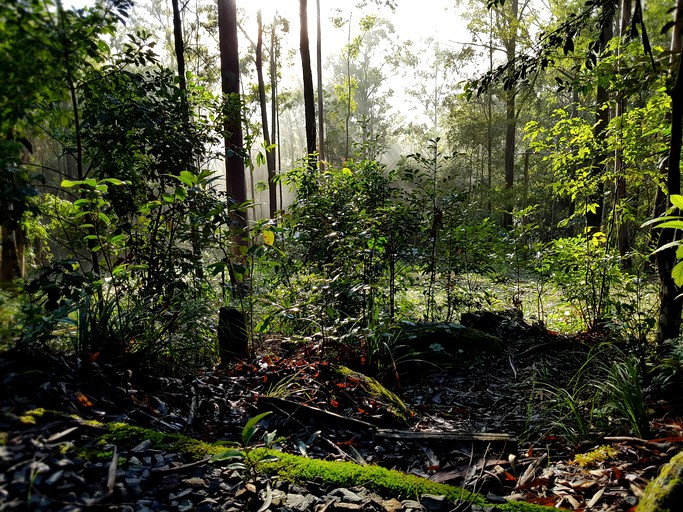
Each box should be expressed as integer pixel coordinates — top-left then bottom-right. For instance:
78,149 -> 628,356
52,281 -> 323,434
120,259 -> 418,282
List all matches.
106,446 -> 118,493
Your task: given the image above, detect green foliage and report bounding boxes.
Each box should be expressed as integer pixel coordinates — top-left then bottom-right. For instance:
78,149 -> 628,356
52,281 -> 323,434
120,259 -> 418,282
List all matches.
210,412 -> 281,482
530,345 -> 649,446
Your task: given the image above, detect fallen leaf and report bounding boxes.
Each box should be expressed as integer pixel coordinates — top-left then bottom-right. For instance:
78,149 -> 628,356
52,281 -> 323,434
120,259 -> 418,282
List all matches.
75,391 -> 93,407
587,487 -> 605,508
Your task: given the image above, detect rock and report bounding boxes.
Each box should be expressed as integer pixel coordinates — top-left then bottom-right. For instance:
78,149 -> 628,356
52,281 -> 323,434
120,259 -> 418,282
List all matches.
329,486 -> 364,503
637,452 -> 683,512
401,499 -> 425,511
286,492 -> 322,511
131,439 -> 152,453
421,494 -> 446,511
382,498 -> 403,511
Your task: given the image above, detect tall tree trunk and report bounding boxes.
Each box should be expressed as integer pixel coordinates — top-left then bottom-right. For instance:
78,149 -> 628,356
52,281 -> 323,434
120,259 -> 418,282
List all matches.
217,0 -> 246,206
173,0 -> 204,279
299,0 -> 317,169
586,7 -> 614,231
171,0 -> 186,91
655,0 -> 683,343
502,0 -> 518,231
256,10 -> 277,218
614,0 -> 632,259
316,0 -> 325,168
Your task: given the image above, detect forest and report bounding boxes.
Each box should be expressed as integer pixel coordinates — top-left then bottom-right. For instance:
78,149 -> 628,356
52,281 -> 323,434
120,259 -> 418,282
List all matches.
2,0 -> 683,510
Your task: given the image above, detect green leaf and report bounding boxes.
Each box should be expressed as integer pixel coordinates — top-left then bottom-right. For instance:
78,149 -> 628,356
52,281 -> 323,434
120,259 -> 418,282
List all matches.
671,195 -> 683,211
162,193 -> 175,203
100,178 -> 125,186
242,411 -> 272,445
673,261 -> 683,287
652,220 -> 683,230
61,179 -> 79,188
179,170 -> 196,187
97,212 -> 110,225
175,187 -> 187,201
209,449 -> 245,463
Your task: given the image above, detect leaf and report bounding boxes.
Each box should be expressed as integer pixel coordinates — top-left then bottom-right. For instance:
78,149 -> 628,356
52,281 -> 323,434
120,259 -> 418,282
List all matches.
209,449 -> 244,462
653,220 -> 683,230
179,170 -> 196,187
99,178 -> 125,186
61,179 -> 79,188
263,230 -> 275,246
76,391 -> 93,407
672,261 -> 683,287
671,194 -> 683,211
242,411 -> 272,445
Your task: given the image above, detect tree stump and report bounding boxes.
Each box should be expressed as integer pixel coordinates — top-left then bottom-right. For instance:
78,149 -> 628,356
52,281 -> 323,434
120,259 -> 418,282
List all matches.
217,306 -> 248,363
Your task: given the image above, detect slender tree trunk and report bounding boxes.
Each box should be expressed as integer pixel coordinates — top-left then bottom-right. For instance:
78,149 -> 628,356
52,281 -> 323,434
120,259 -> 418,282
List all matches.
486,11 -> 493,214
299,0 -> 317,169
586,7 -> 614,231
217,0 -> 246,206
502,0 -> 518,231
614,0 -> 632,258
656,0 -> 683,343
173,0 -> 204,279
316,0 -> 325,168
172,0 -> 186,91
256,10 -> 277,218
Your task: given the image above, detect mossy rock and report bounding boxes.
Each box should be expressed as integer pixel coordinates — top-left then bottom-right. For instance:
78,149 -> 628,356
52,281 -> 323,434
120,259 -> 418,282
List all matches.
393,322 -> 503,371
637,452 -> 683,512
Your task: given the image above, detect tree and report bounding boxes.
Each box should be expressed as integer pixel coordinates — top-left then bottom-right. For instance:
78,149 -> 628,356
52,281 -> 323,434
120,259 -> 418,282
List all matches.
299,0 -> 317,168
316,0 -> 325,168
217,0 -> 247,206
655,0 -> 683,342
255,10 -> 277,218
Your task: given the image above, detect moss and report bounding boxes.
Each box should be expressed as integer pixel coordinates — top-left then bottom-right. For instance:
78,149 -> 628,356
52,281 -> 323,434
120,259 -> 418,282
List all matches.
18,408 -> 47,424
0,431 -> 7,445
103,423 -> 225,460
637,452 -> 683,512
573,445 -> 620,467
247,448 -> 552,512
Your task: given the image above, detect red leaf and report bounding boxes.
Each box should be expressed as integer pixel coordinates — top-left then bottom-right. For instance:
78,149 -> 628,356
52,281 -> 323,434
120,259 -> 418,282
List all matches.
330,399 -> 339,408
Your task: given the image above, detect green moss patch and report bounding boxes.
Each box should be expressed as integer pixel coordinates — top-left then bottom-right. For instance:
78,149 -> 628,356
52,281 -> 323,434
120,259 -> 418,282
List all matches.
103,423 -> 226,460
638,452 -> 683,512
227,448 -> 549,512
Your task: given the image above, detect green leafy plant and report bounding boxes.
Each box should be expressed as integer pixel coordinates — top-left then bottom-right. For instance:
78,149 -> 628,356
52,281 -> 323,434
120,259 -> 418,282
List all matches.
210,412 -> 281,483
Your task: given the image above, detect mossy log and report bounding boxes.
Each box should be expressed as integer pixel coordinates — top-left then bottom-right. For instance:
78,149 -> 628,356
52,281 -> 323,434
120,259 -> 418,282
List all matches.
637,452 -> 683,512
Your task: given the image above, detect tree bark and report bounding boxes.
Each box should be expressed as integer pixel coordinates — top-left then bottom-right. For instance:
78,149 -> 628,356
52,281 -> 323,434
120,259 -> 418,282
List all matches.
316,0 -> 325,168
586,7 -> 614,231
217,0 -> 246,206
299,0 -> 317,169
614,0 -> 632,258
502,0 -> 518,231
171,0 -> 186,91
256,10 -> 277,218
655,0 -> 683,343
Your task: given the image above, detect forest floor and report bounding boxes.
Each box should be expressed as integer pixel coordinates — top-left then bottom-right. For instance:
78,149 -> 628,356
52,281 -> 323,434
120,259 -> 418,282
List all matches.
1,314 -> 682,511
